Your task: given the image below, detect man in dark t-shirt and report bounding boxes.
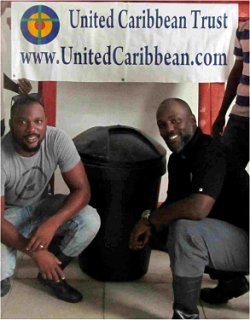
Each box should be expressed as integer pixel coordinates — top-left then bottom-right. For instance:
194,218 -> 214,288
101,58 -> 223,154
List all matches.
129,98 -> 249,319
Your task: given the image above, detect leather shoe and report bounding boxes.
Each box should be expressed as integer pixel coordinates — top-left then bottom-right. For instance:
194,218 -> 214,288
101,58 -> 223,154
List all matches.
37,273 -> 83,303
1,277 -> 11,297
200,276 -> 249,304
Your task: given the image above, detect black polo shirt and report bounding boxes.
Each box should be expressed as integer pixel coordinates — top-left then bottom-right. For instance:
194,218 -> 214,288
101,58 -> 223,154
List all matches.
165,128 -> 249,231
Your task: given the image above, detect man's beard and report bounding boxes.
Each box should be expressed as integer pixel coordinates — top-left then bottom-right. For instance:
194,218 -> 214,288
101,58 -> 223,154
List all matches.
166,132 -> 193,154
12,133 -> 42,154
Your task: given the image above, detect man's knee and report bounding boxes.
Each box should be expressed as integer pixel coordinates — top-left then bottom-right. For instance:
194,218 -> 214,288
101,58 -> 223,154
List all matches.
60,206 -> 101,257
167,219 -> 200,247
72,205 -> 101,243
167,219 -> 209,277
79,205 -> 100,233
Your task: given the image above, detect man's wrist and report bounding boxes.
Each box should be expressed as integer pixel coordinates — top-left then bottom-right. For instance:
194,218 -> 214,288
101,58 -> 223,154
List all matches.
141,217 -> 153,227
141,209 -> 153,228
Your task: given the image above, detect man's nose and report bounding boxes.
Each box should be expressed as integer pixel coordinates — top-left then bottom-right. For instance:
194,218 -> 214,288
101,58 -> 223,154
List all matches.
165,122 -> 175,134
26,122 -> 36,132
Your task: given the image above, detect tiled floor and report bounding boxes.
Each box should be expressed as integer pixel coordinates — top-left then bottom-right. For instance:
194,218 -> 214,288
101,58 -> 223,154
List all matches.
1,250 -> 249,319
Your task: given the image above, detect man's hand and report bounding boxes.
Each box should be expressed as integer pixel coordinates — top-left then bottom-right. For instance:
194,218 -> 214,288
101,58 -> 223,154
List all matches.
129,219 -> 151,250
31,250 -> 65,282
26,221 -> 58,252
17,78 -> 32,95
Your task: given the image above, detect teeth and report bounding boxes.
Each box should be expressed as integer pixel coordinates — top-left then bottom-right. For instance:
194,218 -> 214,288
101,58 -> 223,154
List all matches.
26,136 -> 37,142
169,135 -> 178,141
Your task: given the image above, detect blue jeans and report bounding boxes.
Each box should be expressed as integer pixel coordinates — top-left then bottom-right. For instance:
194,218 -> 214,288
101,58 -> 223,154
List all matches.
1,194 -> 101,281
167,218 -> 249,278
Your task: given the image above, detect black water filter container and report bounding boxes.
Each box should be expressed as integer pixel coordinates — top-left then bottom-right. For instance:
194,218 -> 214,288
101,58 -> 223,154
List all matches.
74,125 -> 166,281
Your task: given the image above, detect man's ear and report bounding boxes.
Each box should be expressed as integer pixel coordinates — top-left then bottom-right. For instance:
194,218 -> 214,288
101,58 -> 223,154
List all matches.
191,114 -> 197,124
191,114 -> 197,131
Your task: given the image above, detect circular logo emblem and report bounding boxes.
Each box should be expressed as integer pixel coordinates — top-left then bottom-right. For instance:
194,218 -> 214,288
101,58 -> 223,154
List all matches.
21,5 -> 60,45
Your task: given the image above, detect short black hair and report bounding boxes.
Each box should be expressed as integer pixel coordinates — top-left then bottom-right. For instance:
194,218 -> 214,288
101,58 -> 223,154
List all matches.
11,93 -> 44,118
158,98 -> 192,115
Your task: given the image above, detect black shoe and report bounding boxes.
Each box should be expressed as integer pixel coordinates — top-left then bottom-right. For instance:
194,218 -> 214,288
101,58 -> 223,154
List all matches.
1,277 -> 11,297
37,273 -> 83,303
172,309 -> 199,319
200,276 -> 249,304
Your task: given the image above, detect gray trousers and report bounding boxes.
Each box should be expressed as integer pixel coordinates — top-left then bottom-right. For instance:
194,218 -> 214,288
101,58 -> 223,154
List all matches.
167,218 -> 249,278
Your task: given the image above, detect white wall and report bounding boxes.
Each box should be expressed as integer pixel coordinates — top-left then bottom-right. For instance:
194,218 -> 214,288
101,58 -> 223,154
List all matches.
2,5 -> 198,202
54,82 -> 198,201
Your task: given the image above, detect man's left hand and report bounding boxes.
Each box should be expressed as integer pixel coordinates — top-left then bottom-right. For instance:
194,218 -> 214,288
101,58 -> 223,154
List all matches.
17,78 -> 32,95
129,219 -> 151,250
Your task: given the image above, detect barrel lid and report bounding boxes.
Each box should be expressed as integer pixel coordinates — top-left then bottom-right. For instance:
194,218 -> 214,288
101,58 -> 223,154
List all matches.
74,125 -> 166,167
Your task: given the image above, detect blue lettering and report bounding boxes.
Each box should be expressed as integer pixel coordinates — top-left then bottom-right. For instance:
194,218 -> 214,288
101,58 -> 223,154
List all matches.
113,46 -> 123,65
118,10 -> 128,28
20,51 -> 56,64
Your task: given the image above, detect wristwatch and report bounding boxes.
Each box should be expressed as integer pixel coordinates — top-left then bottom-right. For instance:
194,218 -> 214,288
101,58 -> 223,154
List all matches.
141,209 -> 153,227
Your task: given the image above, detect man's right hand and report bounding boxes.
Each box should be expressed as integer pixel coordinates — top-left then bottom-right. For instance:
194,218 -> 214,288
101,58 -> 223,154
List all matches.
129,219 -> 151,250
30,250 -> 65,282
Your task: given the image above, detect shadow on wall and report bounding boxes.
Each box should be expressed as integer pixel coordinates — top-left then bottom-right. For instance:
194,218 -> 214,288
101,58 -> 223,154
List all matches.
56,82 -> 198,141
55,82 -> 198,200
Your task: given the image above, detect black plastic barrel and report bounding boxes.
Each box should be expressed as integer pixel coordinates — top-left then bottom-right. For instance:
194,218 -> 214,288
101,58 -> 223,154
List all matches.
74,125 -> 166,281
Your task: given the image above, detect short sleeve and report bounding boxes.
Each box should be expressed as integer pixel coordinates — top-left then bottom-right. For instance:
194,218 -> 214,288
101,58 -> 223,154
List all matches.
54,129 -> 81,173
1,168 -> 6,197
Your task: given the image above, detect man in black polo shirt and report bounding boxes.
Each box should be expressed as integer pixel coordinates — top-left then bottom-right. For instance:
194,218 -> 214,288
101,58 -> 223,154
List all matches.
129,98 -> 249,319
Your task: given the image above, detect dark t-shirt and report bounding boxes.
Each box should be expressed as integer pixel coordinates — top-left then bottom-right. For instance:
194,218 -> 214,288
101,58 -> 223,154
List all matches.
165,128 -> 249,231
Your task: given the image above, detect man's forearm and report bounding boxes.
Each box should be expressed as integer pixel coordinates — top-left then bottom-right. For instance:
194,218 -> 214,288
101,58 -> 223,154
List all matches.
150,194 -> 214,226
218,84 -> 237,118
1,218 -> 30,253
4,74 -> 19,93
218,61 -> 243,117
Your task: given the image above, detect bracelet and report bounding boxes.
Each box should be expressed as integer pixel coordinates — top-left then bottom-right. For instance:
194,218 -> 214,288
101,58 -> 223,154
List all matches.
142,217 -> 153,228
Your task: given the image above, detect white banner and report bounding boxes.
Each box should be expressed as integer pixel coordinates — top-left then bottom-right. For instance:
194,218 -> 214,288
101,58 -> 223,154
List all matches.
12,2 -> 238,83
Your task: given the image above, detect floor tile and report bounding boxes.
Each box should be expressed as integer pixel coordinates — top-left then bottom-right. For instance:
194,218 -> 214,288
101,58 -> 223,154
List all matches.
104,282 -> 172,319
2,250 -> 248,319
202,296 -> 249,320
104,250 -> 172,319
0,278 -> 17,317
1,279 -> 104,319
140,250 -> 172,283
104,282 -> 205,319
201,275 -> 249,319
